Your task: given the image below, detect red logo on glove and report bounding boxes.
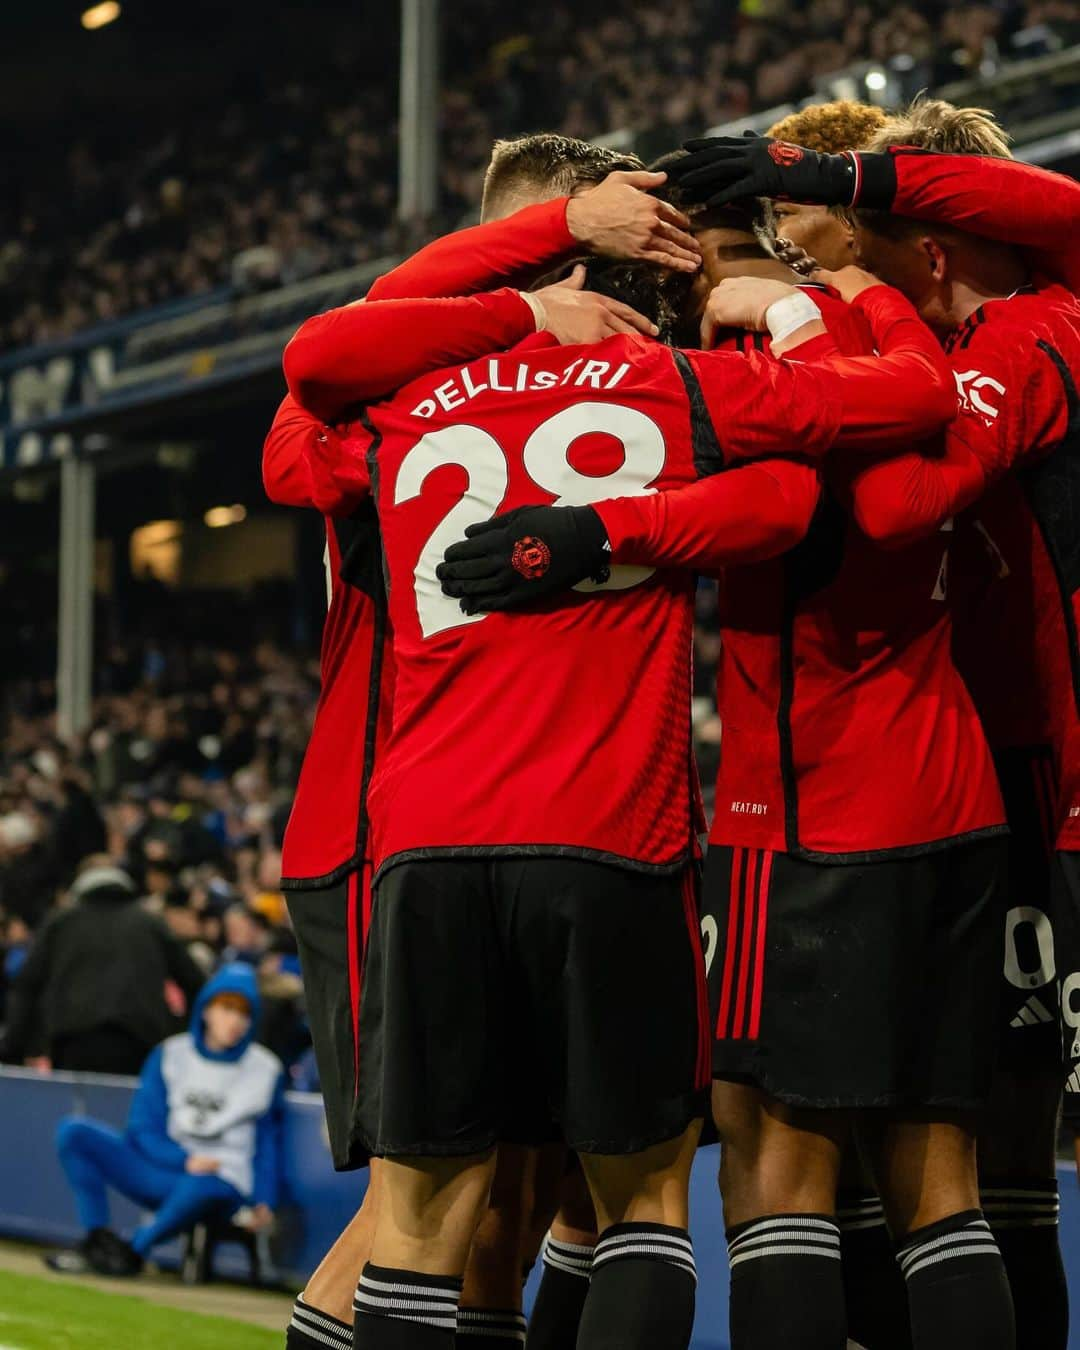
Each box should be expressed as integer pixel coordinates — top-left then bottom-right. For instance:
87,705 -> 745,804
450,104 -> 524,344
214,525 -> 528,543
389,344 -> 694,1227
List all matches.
511,536 -> 551,580
768,141 -> 804,167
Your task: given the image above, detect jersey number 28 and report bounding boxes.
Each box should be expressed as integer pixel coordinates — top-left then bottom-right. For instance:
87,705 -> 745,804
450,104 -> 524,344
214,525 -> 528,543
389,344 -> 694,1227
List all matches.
395,402 -> 666,637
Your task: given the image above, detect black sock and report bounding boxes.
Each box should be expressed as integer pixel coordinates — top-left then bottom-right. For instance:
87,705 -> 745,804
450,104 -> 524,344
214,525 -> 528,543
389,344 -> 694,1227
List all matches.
354,1263 -> 462,1349
981,1181 -> 1066,1350
836,1192 -> 911,1350
288,1294 -> 352,1349
577,1223 -> 695,1350
524,1234 -> 593,1350
727,1213 -> 846,1350
456,1308 -> 526,1350
897,1209 -> 1015,1350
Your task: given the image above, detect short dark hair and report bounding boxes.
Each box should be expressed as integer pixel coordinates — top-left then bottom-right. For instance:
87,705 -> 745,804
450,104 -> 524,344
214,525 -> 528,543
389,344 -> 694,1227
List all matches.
482,133 -> 644,217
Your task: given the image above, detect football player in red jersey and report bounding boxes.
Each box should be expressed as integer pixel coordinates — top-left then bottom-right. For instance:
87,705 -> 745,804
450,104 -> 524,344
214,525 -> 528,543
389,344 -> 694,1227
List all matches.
666,100 -> 1080,1350
267,135 -> 704,1350
752,97 -> 1064,1350
442,185 -> 1012,1350
282,241 -> 954,1350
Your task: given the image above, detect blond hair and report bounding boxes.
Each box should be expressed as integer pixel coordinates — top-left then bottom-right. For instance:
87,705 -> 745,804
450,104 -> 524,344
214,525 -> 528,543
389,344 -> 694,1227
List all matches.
866,96 -> 1012,159
768,100 -> 888,155
481,134 -> 644,219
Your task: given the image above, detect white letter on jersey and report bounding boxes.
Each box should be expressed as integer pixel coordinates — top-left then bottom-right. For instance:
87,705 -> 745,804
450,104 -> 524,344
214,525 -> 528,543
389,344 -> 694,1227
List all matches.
954,369 -> 1006,421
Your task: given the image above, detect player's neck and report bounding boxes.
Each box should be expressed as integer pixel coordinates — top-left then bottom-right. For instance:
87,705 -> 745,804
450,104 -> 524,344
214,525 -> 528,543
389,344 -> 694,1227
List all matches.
941,246 -> 1030,326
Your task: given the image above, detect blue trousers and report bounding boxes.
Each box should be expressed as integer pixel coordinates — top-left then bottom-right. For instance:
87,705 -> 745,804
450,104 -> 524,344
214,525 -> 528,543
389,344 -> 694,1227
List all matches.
56,1117 -> 243,1257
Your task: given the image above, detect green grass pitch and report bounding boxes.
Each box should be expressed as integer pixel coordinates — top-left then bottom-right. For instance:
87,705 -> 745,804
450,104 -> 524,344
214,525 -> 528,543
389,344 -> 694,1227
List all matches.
0,1268 -> 279,1349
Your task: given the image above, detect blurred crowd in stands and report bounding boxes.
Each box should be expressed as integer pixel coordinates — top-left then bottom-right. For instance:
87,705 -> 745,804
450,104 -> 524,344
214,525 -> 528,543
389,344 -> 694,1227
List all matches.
0,641 -> 321,1085
5,0 -> 1080,350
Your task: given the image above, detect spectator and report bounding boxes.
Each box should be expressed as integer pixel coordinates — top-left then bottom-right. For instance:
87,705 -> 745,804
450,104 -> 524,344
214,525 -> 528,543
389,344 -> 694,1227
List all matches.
0,855 -> 205,1073
5,0 -> 1079,349
45,963 -> 285,1276
221,902 -> 272,967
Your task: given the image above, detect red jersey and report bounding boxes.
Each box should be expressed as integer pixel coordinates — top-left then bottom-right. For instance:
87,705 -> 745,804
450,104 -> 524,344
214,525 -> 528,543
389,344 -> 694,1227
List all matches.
848,285 -> 1080,848
842,145 -> 1080,847
263,397 -> 395,886
596,287 -> 1004,859
263,200 -> 591,881
854,147 -> 1080,291
300,310 -> 954,877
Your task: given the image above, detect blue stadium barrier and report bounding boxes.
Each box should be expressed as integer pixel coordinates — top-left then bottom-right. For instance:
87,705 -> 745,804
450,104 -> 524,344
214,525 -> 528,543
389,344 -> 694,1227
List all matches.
3,1066 -> 1080,1347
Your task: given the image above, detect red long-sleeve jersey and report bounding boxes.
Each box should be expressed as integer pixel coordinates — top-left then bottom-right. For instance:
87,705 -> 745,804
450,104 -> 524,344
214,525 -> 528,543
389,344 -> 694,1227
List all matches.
263,200 -> 586,883
367,197 -> 579,301
298,303 -> 956,876
853,147 -> 1080,291
596,287 -> 1003,858
263,396 -> 395,886
284,289 -> 535,424
845,282 -> 1080,849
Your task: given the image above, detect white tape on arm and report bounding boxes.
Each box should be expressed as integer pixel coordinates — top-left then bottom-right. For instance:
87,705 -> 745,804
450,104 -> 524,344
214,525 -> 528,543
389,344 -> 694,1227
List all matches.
765,291 -> 822,344
518,290 -> 547,332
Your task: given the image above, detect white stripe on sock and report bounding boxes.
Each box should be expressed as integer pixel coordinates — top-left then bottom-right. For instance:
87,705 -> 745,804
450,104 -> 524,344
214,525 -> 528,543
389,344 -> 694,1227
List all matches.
729,1243 -> 843,1269
898,1223 -> 992,1274
727,1216 -> 840,1253
290,1305 -> 352,1350
358,1275 -> 460,1301
543,1250 -> 593,1279
902,1242 -> 1002,1281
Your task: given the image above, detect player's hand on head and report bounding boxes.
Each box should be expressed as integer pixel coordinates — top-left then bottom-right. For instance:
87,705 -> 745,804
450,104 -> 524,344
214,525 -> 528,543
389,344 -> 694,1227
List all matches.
565,170 -> 702,273
700,276 -> 800,348
668,135 -> 857,211
532,265 -> 660,344
809,264 -> 883,303
436,503 -> 611,613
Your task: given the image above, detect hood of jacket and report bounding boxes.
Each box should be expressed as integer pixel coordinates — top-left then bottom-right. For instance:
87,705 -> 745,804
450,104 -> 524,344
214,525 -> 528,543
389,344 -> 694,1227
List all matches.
71,864 -> 137,904
190,962 -> 260,1062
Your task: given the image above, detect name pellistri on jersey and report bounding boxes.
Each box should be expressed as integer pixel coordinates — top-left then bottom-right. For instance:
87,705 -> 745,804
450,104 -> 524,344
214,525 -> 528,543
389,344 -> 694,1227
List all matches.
410,357 -> 632,419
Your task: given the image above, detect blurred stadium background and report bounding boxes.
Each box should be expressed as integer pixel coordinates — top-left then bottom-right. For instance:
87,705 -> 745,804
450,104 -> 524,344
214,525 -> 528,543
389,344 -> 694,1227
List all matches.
5,0 -> 1080,1342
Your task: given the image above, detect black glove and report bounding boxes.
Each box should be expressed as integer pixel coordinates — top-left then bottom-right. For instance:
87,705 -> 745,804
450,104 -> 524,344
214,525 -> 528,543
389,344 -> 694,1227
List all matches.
669,135 -> 858,210
437,504 -> 611,613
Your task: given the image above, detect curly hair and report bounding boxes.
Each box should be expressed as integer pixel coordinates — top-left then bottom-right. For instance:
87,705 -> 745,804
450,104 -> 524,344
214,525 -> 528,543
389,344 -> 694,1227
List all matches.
766,101 -> 888,154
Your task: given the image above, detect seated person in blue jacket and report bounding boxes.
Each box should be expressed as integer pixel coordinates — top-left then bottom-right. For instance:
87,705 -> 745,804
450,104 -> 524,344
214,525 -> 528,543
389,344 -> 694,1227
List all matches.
47,963 -> 285,1276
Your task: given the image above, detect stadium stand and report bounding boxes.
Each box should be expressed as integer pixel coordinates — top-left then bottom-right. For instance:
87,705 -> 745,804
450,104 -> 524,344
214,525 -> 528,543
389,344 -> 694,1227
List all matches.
5,0 -> 1080,349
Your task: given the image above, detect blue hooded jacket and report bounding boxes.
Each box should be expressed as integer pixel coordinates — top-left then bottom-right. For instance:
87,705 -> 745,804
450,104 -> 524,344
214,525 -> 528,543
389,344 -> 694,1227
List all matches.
125,964 -> 286,1206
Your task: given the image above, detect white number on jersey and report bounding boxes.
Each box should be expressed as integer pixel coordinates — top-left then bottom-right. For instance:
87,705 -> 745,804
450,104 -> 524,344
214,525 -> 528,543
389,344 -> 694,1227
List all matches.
394,402 -> 666,638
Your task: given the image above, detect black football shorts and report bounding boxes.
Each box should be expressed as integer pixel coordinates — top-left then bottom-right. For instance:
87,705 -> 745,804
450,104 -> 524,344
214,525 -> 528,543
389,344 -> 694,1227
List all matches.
1051,847 -> 1080,1124
285,867 -> 372,1171
356,856 -> 710,1158
704,837 -> 1007,1110
992,747 -> 1062,1076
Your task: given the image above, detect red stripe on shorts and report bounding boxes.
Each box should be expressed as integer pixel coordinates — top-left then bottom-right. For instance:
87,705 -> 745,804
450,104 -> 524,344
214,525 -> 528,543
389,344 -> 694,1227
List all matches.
731,849 -> 762,1039
716,847 -> 746,1039
748,850 -> 774,1040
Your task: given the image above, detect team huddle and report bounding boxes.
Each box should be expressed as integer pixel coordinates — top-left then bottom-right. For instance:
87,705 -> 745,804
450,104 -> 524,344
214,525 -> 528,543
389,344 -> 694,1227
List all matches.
266,95 -> 1080,1350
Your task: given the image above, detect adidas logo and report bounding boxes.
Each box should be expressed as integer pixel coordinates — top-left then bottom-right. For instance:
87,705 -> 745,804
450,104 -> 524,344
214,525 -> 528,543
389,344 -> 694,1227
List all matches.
1067,1067 -> 1080,1095
1010,994 -> 1054,1028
